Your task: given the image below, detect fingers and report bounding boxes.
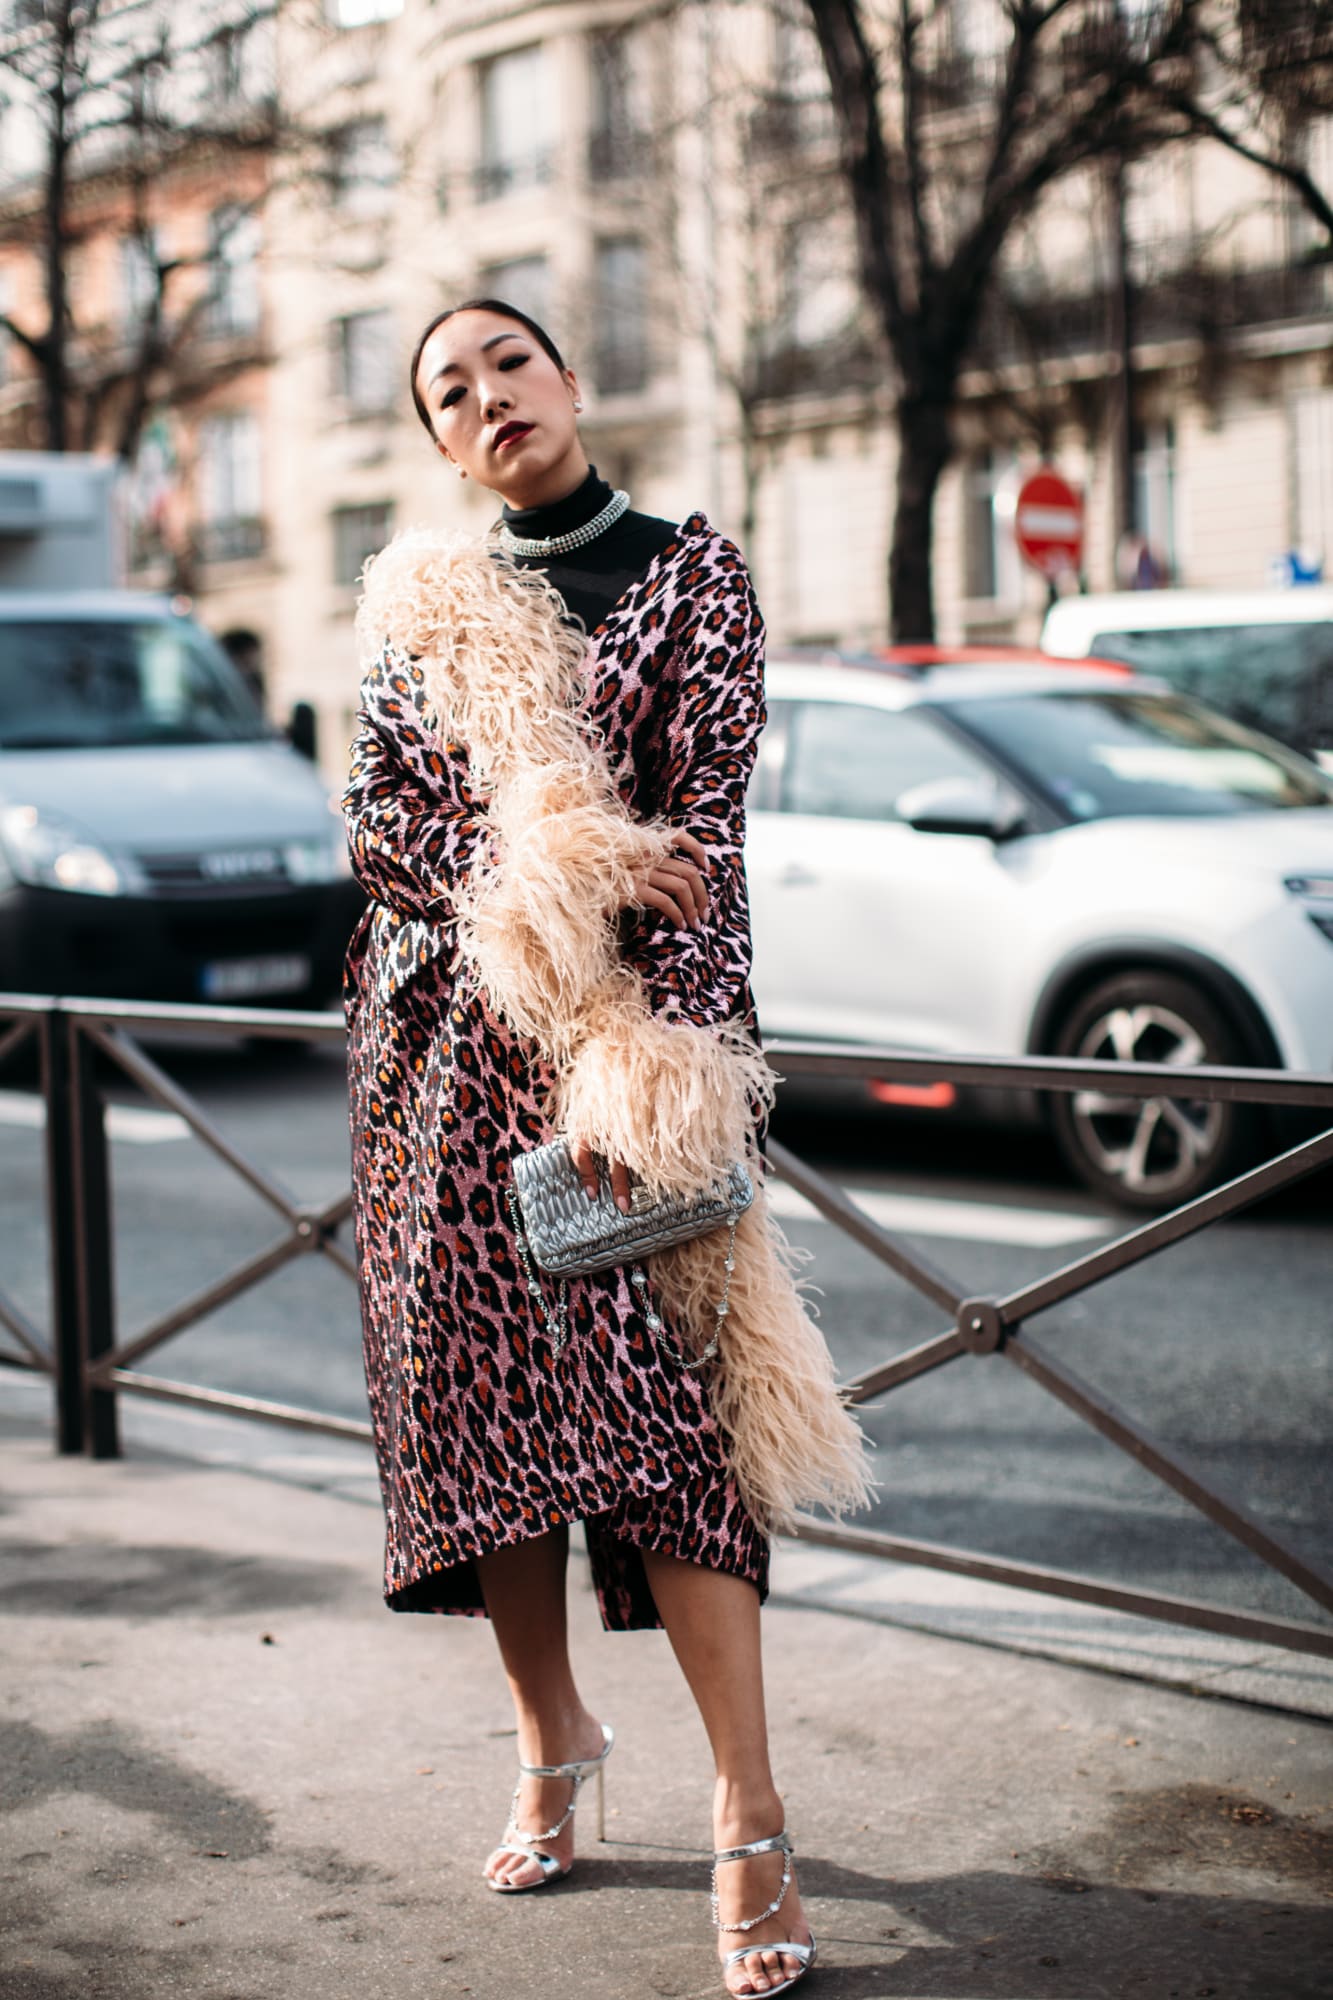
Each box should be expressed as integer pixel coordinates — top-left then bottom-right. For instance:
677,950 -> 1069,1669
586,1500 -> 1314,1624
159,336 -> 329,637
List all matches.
637,858 -> 708,929
671,828 -> 710,870
569,1137 -> 600,1201
569,1141 -> 632,1213
636,883 -> 687,929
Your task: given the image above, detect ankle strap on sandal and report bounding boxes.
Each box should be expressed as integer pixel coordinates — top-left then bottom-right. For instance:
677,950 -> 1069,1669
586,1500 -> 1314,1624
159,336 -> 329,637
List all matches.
714,1830 -> 791,1865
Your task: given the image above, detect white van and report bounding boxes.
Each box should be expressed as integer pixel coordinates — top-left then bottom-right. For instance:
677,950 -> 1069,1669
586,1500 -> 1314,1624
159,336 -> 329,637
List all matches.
1041,589 -> 1333,771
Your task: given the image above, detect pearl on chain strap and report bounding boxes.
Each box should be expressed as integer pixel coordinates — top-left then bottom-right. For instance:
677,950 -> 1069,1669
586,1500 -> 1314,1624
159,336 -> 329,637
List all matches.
498,488 -> 631,558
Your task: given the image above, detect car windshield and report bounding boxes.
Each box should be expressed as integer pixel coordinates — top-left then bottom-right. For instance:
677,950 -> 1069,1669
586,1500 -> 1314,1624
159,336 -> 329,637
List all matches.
1083,622 -> 1333,756
957,690 -> 1333,820
0,618 -> 271,750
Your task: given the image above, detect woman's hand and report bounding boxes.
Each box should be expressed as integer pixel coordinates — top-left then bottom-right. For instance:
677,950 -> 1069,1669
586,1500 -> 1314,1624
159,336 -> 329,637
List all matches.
627,829 -> 710,930
570,1139 -> 632,1214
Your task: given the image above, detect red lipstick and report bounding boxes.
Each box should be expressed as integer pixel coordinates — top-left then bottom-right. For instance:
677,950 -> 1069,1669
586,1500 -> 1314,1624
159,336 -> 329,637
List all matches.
493,421 -> 534,452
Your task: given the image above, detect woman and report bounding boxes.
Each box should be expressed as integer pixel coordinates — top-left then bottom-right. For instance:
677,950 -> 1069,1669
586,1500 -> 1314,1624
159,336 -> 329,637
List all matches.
342,298 -> 867,1998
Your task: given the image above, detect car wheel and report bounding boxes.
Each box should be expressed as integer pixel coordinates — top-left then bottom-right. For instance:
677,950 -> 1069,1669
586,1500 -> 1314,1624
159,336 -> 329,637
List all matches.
1049,971 -> 1260,1211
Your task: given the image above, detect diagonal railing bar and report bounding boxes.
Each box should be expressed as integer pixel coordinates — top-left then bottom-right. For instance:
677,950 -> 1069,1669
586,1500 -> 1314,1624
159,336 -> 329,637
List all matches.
1005,1330 -> 1333,1617
766,1039 -> 1333,1107
0,1290 -> 52,1371
9,995 -> 1327,1662
107,1369 -> 375,1442
87,1230 -> 308,1380
0,1015 -> 35,1068
322,1235 -> 358,1281
841,1327 -> 967,1402
302,1187 -> 358,1279
86,1023 -> 303,1226
999,1123 -> 1333,1327
787,1515 -> 1333,1659
765,1136 -> 964,1314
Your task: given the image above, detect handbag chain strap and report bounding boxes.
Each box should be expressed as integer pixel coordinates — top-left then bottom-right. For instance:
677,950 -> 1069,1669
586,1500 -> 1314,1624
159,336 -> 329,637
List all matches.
505,1184 -> 738,1370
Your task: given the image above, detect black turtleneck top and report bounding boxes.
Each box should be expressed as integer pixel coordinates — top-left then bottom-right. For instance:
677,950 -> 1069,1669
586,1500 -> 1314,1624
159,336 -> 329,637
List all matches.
501,467 -> 678,634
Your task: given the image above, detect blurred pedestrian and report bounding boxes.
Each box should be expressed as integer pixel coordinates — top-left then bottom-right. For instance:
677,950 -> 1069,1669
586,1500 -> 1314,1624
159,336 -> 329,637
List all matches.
341,298 -> 870,1998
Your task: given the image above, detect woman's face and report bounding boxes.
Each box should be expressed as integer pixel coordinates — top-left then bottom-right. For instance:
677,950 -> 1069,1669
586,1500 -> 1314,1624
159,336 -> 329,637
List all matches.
413,308 -> 588,506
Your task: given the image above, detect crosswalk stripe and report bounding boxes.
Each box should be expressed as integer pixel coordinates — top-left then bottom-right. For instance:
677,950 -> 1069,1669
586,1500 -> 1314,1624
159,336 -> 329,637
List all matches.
765,1179 -> 1111,1248
0,1091 -> 190,1146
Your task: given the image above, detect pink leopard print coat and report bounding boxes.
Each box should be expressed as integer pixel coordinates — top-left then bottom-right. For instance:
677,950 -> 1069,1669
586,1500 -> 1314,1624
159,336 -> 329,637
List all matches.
343,514 -> 771,1629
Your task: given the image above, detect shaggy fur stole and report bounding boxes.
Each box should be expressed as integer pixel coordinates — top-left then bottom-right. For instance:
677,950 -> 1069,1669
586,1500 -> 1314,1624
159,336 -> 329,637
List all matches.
356,527 -> 872,1531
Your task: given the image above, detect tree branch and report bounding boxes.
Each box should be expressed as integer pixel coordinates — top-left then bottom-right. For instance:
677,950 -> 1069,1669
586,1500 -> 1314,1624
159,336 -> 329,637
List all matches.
804,0 -> 905,342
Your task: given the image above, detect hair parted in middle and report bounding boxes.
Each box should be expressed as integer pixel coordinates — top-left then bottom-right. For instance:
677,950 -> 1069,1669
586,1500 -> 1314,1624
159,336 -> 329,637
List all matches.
409,297 -> 568,436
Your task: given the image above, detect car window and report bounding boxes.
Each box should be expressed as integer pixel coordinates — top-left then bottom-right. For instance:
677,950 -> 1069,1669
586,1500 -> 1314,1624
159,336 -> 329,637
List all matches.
1085,623 -> 1333,756
784,700 -> 994,821
959,690 -> 1332,819
0,619 -> 269,750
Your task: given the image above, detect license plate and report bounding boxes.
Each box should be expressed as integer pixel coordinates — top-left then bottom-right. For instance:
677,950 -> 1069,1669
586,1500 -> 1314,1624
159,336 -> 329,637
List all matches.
200,953 -> 310,1000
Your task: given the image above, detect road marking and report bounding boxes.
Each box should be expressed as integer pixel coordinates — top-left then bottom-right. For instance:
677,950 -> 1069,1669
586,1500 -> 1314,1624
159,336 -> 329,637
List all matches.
0,1089 -> 1108,1235
765,1180 -> 1111,1247
0,1091 -> 190,1146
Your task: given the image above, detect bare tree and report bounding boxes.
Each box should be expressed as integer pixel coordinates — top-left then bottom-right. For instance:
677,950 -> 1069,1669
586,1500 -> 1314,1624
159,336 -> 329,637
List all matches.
0,0 -> 284,460
800,0 -> 1224,638
622,3 -> 857,552
1152,1 -> 1333,249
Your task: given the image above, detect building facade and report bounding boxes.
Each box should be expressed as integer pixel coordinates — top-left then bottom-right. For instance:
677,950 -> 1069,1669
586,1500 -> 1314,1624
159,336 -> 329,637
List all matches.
1,1 -> 1328,778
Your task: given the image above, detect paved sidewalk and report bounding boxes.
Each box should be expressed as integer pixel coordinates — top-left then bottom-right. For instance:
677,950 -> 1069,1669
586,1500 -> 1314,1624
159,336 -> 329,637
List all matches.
1,1410 -> 1330,2000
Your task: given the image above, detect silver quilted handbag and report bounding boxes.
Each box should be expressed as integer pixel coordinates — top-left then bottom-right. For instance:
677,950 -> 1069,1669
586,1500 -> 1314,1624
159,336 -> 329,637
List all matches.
510,1140 -> 753,1276
506,1140 -> 754,1365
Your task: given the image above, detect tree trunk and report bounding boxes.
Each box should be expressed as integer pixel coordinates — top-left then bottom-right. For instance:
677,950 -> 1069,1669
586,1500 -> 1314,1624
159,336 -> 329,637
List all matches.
41,3 -> 79,453
44,91 -> 69,451
888,391 -> 951,642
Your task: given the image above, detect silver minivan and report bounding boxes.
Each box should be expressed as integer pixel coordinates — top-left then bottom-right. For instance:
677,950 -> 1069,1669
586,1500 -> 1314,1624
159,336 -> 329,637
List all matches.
0,592 -> 361,1005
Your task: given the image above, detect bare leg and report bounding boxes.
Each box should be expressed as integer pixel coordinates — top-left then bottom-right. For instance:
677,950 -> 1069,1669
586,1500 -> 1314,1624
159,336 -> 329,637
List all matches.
475,1525 -> 608,1889
641,1551 -> 812,1997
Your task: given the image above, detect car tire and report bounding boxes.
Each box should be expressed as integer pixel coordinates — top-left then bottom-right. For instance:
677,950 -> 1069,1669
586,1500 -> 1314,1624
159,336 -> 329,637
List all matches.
1048,971 -> 1261,1211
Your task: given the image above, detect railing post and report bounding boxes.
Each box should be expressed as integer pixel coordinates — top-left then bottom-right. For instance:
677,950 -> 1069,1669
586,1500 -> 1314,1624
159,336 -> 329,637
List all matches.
42,1004 -> 85,1455
69,1015 -> 120,1460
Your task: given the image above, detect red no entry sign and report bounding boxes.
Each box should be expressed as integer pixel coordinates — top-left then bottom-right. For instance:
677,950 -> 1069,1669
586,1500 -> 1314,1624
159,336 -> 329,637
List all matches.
1014,468 -> 1083,579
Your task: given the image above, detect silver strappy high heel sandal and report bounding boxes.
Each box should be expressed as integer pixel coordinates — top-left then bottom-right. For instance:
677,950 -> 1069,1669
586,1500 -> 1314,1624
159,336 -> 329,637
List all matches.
485,1721 -> 615,1893
712,1829 -> 817,1995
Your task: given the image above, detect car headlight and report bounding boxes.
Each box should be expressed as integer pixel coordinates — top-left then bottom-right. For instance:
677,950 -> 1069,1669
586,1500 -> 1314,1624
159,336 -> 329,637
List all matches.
282,834 -> 353,884
1285,874 -> 1333,945
0,804 -> 145,897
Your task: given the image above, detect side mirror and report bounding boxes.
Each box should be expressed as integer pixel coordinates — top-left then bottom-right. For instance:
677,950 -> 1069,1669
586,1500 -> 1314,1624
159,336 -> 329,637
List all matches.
898,776 -> 1026,841
288,700 -> 318,763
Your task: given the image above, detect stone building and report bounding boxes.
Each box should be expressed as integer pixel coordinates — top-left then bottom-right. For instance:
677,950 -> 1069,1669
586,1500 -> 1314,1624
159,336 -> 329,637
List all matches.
0,4 -> 281,704
1,0 -> 1328,779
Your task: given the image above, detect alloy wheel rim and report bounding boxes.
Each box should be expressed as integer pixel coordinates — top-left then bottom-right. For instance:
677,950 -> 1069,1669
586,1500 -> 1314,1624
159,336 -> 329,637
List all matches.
1069,1002 -> 1224,1197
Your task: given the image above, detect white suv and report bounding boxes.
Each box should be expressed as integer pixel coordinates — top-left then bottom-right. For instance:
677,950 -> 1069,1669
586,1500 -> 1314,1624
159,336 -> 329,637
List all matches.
746,653 -> 1333,1208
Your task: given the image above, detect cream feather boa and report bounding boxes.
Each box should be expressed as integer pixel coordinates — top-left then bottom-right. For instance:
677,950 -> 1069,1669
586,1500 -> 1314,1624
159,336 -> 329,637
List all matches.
356,527 -> 872,1532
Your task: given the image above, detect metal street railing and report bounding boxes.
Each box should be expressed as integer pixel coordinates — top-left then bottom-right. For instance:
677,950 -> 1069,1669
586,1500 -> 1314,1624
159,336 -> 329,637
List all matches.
2,992 -> 1330,1661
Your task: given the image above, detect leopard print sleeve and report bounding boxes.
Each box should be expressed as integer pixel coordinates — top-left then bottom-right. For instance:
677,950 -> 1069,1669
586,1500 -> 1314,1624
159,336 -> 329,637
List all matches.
625,544 -> 767,1028
342,644 -> 485,923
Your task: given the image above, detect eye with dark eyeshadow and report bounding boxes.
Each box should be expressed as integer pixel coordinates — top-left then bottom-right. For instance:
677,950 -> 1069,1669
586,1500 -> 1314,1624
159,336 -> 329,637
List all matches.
440,385 -> 464,409
499,353 -> 528,371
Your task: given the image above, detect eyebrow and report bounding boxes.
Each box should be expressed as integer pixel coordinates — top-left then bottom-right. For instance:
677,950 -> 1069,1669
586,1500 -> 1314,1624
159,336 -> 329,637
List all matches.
427,330 -> 526,391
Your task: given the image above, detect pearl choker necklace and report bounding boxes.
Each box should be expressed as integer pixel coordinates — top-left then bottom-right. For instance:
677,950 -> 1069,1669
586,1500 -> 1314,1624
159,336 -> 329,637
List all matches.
498,487 -> 631,558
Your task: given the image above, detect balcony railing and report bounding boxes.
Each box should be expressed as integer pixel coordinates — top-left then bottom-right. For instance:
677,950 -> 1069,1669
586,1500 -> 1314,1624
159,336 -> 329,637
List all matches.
474,150 -> 555,203
745,93 -> 838,162
975,261 -> 1332,370
197,515 -> 267,565
588,127 -> 652,183
750,328 -> 883,404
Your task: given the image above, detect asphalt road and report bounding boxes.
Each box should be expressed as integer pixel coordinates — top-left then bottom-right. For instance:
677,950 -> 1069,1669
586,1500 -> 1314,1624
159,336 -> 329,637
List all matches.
2,1036 -> 1329,1634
